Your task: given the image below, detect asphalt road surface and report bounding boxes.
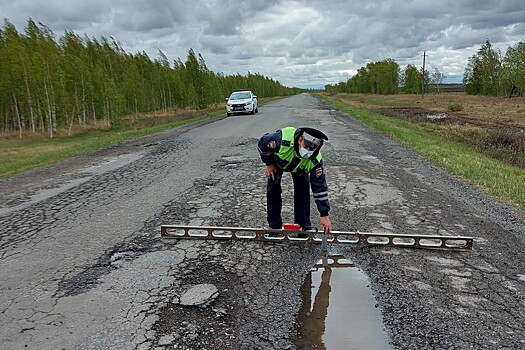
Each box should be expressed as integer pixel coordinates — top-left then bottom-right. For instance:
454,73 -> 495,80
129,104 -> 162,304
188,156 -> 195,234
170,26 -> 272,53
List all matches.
1,93 -> 524,350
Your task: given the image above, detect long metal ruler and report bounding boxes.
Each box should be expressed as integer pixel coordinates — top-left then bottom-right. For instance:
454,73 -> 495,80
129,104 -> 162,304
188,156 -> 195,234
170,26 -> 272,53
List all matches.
160,225 -> 473,250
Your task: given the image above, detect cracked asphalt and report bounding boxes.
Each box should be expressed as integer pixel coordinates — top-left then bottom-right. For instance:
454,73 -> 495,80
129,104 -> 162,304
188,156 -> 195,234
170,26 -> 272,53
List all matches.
1,93 -> 525,350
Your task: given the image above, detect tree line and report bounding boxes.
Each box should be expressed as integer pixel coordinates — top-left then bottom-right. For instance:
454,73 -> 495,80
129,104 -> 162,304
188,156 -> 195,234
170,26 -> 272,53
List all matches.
464,40 -> 525,97
324,58 -> 434,95
0,19 -> 296,138
326,39 -> 524,97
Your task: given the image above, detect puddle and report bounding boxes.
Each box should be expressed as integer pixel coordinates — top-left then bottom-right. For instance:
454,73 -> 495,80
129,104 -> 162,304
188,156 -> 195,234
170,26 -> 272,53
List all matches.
427,113 -> 448,120
292,255 -> 391,350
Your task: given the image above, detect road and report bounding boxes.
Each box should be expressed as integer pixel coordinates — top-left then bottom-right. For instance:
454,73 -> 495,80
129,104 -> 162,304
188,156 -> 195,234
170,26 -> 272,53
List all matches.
1,93 -> 524,350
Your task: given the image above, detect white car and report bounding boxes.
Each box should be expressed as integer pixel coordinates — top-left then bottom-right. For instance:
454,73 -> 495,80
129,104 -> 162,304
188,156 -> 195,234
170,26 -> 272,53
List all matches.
226,90 -> 258,116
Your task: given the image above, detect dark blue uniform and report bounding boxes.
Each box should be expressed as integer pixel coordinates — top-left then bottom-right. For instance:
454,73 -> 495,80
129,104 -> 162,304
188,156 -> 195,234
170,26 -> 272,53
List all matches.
258,127 -> 330,230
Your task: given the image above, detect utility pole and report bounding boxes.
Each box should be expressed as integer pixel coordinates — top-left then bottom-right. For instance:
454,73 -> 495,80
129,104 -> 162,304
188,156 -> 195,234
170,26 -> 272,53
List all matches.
421,51 -> 426,98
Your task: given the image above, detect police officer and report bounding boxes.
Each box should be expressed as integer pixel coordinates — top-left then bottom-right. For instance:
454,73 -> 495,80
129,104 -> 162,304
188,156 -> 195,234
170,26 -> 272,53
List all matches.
258,126 -> 332,233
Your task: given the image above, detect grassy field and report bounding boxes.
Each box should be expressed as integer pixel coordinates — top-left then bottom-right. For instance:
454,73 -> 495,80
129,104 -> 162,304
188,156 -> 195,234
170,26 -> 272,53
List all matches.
327,92 -> 525,129
318,92 -> 525,214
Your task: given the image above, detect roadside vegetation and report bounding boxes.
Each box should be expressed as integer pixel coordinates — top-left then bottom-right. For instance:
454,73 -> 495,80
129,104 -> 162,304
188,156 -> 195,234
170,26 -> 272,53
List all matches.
0,19 -> 297,139
320,37 -> 525,213
325,40 -> 525,98
318,93 -> 525,213
2,17 -> 524,217
0,18 -> 293,178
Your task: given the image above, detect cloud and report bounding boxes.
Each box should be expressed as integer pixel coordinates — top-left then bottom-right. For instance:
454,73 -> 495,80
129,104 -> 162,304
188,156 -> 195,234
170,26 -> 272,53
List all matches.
1,0 -> 524,88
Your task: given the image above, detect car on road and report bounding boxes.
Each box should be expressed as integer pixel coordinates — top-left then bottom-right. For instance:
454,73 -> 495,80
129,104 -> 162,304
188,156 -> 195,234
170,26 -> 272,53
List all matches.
226,89 -> 258,116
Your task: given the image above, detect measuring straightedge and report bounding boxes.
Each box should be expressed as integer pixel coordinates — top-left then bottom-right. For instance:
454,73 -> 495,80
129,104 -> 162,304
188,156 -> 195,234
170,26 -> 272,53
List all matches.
160,225 -> 473,250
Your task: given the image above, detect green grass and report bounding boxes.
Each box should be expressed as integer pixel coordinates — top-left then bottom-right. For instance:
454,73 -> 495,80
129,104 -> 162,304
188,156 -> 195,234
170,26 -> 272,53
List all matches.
320,95 -> 525,213
0,110 -> 223,179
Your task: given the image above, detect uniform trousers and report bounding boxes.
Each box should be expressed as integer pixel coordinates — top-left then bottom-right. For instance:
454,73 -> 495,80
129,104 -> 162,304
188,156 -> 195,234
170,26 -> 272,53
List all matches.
266,170 -> 311,230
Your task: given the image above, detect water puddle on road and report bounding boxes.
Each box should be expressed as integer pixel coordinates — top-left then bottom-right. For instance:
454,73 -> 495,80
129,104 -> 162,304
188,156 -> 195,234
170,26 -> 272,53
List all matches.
291,255 -> 392,350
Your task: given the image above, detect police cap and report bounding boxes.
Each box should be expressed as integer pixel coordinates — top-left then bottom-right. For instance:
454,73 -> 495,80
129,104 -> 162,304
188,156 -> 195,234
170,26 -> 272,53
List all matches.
299,127 -> 328,148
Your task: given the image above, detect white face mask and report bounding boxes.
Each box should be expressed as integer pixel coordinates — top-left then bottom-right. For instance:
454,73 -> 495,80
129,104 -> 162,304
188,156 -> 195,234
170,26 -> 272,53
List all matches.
299,147 -> 314,158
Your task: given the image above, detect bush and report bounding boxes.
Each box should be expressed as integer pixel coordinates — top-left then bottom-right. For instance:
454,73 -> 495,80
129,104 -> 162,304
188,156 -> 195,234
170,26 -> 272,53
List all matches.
448,102 -> 464,112
483,129 -> 525,152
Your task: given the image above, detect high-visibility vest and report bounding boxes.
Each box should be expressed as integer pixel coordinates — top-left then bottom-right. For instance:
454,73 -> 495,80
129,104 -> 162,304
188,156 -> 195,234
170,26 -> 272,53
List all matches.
276,127 -> 322,173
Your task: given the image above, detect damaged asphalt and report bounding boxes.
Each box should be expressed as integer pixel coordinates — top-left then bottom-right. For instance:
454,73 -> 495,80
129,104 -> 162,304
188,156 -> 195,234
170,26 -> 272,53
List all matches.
1,93 -> 525,349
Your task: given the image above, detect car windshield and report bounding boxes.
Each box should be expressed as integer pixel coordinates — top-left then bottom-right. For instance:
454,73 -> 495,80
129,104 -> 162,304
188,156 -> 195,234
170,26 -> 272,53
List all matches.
230,92 -> 251,99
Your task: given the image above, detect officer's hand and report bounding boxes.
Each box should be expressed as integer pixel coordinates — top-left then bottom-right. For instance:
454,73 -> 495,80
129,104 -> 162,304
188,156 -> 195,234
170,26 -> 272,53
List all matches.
320,216 -> 332,234
265,165 -> 276,180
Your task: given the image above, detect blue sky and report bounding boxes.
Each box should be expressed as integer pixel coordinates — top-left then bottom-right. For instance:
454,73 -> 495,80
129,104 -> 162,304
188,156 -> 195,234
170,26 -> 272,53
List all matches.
2,0 -> 524,88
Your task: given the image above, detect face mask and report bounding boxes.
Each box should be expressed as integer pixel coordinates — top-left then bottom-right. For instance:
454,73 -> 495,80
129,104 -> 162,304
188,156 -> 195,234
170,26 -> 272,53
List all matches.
299,147 -> 314,158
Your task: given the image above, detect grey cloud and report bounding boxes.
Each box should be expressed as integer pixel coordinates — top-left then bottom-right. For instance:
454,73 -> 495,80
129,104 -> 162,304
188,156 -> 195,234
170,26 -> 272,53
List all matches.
199,34 -> 247,54
110,0 -> 191,32
0,0 -> 110,31
1,0 -> 524,88
195,0 -> 281,35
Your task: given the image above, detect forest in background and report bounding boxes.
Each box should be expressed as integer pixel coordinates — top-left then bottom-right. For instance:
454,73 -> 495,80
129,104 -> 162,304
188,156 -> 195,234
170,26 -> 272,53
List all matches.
326,40 -> 525,98
0,19 -> 297,138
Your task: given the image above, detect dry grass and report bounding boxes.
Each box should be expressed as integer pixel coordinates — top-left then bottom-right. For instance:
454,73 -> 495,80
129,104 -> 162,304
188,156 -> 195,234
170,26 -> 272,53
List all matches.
326,92 -> 525,168
0,105 -> 225,141
330,92 -> 525,129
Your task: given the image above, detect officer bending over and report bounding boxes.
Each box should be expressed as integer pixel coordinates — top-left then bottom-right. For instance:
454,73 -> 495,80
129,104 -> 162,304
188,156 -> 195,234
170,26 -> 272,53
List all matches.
258,126 -> 332,233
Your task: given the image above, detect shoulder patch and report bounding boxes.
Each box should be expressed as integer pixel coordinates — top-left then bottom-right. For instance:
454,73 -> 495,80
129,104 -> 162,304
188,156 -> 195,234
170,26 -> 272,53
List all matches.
315,167 -> 323,178
267,140 -> 276,149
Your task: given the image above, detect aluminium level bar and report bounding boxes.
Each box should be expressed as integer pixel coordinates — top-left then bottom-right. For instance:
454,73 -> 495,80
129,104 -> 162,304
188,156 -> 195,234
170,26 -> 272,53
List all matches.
160,225 -> 473,250
312,255 -> 355,269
